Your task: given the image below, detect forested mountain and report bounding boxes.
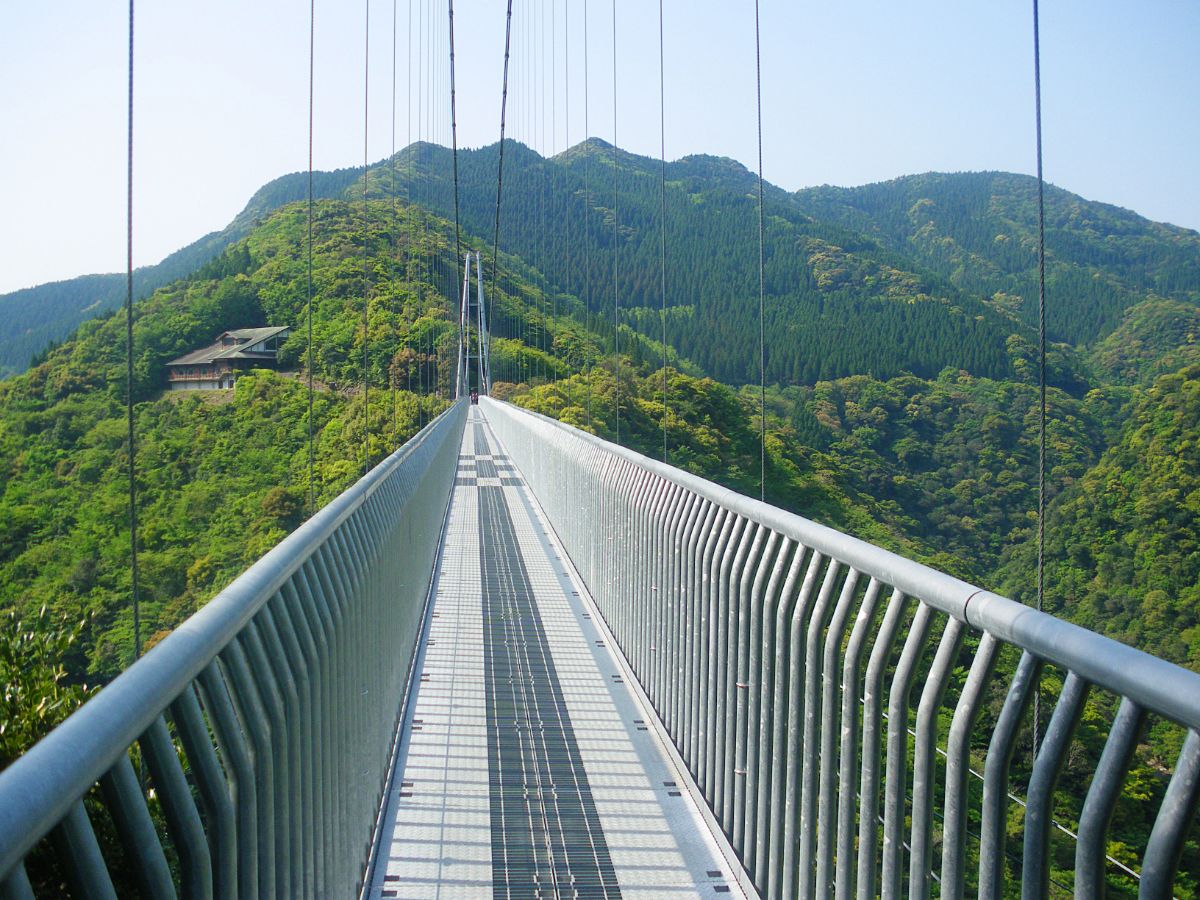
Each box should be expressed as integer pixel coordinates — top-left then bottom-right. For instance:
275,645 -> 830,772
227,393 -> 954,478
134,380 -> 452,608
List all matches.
382,140 -> 1040,387
1089,296 -> 1200,385
0,165 -> 364,377
10,142 -> 1198,390
996,364 -> 1200,673
372,141 -> 1199,390
793,172 -> 1200,345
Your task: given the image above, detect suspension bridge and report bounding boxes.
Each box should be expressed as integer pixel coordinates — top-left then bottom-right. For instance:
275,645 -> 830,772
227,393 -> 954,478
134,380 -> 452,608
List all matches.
2,1 -> 1199,899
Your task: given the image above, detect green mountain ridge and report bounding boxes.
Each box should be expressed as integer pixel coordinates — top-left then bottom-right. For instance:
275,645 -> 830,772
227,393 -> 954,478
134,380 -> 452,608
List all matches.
792,171 -> 1200,345
10,141 -> 1198,391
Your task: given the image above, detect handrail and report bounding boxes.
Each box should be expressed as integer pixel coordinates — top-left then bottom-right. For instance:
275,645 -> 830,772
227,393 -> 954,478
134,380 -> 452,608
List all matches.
481,396 -> 1200,900
0,400 -> 466,898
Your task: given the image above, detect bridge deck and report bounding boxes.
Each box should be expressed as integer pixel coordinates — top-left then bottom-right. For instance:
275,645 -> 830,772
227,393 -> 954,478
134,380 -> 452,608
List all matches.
366,408 -> 746,898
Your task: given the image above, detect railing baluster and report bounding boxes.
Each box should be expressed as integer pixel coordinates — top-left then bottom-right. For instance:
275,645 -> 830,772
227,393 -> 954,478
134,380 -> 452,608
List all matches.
815,569 -> 863,898
798,559 -> 845,899
141,714 -> 213,899
198,659 -> 258,900
1141,729 -> 1200,898
50,800 -> 118,900
939,631 -> 1000,900
170,685 -> 236,899
881,603 -> 935,900
98,753 -> 177,899
908,616 -> 966,900
856,589 -> 909,900
834,579 -> 885,900
1074,696 -> 1144,898
669,492 -> 701,745
706,514 -> 744,801
285,574 -> 330,897
718,520 -> 758,827
781,550 -> 826,900
221,640 -> 277,899
1022,672 -> 1091,898
261,598 -> 311,897
729,524 -> 769,839
765,544 -> 808,900
979,650 -> 1043,899
0,862 -> 35,900
696,508 -> 732,789
745,533 -> 790,879
680,501 -> 705,770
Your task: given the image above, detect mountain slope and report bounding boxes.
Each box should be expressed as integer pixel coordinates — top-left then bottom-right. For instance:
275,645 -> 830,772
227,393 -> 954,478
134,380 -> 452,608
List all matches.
792,171 -> 1200,345
10,144 -> 1198,391
0,166 -> 364,377
382,140 -> 1039,388
996,363 -> 1200,672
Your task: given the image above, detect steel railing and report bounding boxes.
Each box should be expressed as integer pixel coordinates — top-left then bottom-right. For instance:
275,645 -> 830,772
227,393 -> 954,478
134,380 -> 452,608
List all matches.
481,396 -> 1200,900
0,401 -> 466,900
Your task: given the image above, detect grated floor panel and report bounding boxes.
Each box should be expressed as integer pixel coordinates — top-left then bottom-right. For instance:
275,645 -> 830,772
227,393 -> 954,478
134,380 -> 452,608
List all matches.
367,408 -> 748,899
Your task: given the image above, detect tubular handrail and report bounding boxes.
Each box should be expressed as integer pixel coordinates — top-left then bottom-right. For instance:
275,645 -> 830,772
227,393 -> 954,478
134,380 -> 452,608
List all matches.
485,400 -> 1200,729
0,400 -> 466,897
481,396 -> 1200,899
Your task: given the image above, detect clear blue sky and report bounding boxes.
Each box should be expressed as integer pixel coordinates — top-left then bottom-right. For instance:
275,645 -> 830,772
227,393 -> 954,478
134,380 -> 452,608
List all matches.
1,1 -> 1197,295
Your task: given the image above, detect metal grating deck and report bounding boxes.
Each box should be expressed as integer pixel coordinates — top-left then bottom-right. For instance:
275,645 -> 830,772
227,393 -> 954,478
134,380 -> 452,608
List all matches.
367,407 -> 749,899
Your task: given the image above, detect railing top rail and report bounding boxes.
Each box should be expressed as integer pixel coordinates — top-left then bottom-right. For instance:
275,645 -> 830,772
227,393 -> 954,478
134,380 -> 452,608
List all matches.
0,401 -> 465,878
482,397 -> 1200,730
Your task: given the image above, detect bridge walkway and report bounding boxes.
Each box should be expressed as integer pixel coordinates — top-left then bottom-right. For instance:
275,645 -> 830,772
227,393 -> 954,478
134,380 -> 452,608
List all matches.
365,407 -> 746,898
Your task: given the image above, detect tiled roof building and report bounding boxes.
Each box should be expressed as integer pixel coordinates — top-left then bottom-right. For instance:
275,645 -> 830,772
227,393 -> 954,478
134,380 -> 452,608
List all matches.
165,326 -> 290,390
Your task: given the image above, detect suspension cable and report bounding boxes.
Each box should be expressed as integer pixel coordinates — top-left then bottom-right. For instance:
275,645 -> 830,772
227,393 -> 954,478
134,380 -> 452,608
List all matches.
551,0 -> 558,405
753,0 -> 766,502
1032,0 -> 1048,754
611,0 -> 619,443
124,0 -> 141,665
658,0 -> 667,464
564,0 -> 572,408
542,0 -> 550,387
307,0 -> 316,510
448,0 -> 462,328
584,0 -> 593,429
362,0 -> 372,475
406,0 -> 415,422
490,1 -> 515,298
390,0 -> 398,449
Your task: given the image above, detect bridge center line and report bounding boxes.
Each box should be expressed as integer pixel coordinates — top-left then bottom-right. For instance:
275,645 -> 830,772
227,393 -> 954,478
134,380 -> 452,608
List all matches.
476,419 -> 622,899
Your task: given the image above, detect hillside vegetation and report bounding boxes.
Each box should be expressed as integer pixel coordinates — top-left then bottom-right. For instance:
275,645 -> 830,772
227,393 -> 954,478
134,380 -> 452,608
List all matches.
2,141 -> 1200,891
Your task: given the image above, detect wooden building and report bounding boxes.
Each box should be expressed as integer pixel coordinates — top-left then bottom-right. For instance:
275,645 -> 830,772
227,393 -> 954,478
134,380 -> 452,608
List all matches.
165,326 -> 290,390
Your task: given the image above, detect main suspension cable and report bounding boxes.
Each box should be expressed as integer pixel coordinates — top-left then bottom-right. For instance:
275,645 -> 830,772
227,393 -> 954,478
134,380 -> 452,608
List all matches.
124,0 -> 141,665
753,0 -> 766,502
307,0 -> 316,510
564,0 -> 572,409
420,0 -> 429,421
657,0 -> 667,464
551,0 -> 558,405
490,1 -> 515,299
448,0 -> 462,315
584,0 -> 593,429
538,0 -> 547,385
611,0 -> 619,443
1032,0 -> 1048,755
390,0 -> 399,449
362,0 -> 372,475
